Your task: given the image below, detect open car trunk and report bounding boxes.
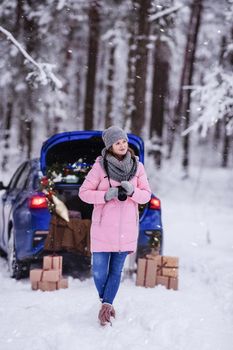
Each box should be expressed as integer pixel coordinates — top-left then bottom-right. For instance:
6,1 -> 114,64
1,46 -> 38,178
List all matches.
55,185 -> 93,219
40,131 -> 145,217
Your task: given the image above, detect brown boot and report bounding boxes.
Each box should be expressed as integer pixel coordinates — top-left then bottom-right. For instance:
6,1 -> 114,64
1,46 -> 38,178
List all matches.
98,303 -> 114,326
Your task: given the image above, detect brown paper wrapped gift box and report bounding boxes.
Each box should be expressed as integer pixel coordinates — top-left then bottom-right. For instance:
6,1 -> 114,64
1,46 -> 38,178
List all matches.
44,215 -> 91,256
156,256 -> 179,278
43,255 -> 63,271
136,255 -> 179,290
156,275 -> 178,290
30,255 -> 68,291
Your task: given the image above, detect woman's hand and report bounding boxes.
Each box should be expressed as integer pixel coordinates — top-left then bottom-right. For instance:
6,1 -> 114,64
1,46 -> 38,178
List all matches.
104,187 -> 119,202
120,181 -> 134,196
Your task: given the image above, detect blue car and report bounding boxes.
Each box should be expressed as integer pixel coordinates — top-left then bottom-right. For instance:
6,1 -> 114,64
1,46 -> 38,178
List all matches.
0,131 -> 163,279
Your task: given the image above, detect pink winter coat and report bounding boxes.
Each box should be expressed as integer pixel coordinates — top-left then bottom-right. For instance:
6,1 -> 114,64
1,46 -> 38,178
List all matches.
79,157 -> 151,253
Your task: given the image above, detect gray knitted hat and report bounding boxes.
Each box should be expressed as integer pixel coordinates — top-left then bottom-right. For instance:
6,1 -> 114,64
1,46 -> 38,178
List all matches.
102,126 -> 128,149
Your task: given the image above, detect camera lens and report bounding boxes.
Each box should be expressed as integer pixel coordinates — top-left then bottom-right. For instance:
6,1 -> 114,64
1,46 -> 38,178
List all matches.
118,186 -> 127,201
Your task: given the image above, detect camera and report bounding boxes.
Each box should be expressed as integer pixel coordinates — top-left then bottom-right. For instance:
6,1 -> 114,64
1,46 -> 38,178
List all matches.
117,186 -> 127,201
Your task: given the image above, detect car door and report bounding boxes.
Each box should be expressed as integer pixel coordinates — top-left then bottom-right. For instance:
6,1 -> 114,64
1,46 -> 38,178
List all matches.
0,162 -> 30,250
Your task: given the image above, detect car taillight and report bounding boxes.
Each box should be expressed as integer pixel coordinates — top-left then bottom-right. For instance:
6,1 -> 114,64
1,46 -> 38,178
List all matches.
149,197 -> 161,210
29,195 -> 48,209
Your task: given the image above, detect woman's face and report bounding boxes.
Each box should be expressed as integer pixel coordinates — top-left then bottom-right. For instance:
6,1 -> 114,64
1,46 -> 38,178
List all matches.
111,139 -> 128,157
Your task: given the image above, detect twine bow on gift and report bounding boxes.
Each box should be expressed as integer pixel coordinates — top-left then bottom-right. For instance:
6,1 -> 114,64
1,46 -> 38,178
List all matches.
156,257 -> 178,277
156,258 -> 168,275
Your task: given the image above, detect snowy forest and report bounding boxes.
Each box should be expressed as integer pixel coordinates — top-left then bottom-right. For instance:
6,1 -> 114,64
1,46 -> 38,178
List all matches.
0,0 -> 233,175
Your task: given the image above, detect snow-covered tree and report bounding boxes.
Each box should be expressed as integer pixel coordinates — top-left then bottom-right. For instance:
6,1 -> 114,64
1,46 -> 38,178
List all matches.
183,65 -> 233,137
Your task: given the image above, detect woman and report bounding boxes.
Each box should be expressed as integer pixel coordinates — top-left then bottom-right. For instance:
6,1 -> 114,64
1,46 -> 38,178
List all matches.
79,126 -> 151,326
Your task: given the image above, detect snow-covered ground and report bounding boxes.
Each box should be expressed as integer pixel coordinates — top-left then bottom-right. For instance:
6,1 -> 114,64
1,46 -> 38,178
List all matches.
0,161 -> 233,350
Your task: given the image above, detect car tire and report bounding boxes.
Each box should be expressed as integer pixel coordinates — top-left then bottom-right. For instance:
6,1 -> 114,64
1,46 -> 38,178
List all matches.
7,229 -> 26,280
0,247 -> 7,258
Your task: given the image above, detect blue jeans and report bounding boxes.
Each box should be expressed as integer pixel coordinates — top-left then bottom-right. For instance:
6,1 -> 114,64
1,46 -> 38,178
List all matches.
92,252 -> 128,305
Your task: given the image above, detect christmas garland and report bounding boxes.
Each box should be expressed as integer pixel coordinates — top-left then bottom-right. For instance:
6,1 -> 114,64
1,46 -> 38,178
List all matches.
45,160 -> 92,184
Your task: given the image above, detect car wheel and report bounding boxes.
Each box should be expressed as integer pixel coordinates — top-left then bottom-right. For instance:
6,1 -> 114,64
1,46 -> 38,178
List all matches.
7,230 -> 23,280
0,246 -> 7,258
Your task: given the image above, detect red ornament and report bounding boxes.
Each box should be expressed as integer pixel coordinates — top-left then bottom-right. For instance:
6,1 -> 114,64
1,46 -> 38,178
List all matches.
41,177 -> 49,186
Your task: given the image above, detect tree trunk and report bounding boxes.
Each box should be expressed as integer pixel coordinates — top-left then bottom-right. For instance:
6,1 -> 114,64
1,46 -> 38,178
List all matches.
221,29 -> 233,167
1,101 -> 13,171
168,0 -> 203,174
25,119 -> 32,160
150,39 -> 170,168
105,42 -> 115,128
84,0 -> 101,130
213,119 -> 222,146
14,0 -> 23,32
21,1 -> 38,159
213,36 -> 226,149
222,117 -> 231,167
63,26 -> 75,94
130,0 -> 151,136
1,0 -> 23,171
76,32 -> 85,128
123,30 -> 137,128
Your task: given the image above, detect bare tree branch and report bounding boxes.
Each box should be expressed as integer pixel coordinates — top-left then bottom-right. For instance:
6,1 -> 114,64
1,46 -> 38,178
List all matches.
149,4 -> 183,22
0,25 -> 63,89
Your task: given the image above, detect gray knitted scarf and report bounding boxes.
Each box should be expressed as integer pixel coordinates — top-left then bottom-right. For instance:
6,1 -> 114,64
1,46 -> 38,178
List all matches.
99,148 -> 138,182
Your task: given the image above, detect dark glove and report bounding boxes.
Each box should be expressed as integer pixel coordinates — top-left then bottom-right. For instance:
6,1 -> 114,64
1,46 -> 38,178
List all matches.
105,187 -> 118,202
120,181 -> 134,196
